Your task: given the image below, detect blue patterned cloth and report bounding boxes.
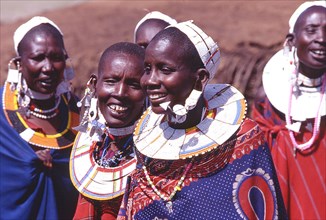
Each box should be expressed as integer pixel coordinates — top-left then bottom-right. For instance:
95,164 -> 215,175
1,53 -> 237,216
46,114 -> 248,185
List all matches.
0,87 -> 78,220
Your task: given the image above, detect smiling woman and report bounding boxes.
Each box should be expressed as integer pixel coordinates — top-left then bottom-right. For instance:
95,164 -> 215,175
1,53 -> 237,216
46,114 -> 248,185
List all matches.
0,16 -> 79,220
117,21 -> 287,220
251,1 -> 326,219
70,42 -> 146,220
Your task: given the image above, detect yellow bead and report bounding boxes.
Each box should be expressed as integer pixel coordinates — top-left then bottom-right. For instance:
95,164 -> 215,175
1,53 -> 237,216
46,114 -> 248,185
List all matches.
176,186 -> 181,191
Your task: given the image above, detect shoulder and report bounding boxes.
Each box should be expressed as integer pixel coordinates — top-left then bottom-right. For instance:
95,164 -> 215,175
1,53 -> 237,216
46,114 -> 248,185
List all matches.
237,117 -> 259,136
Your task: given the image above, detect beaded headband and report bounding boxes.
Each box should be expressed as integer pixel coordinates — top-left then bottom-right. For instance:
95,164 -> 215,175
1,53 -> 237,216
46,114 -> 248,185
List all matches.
289,1 -> 326,33
134,11 -> 177,38
169,20 -> 220,81
13,16 -> 63,55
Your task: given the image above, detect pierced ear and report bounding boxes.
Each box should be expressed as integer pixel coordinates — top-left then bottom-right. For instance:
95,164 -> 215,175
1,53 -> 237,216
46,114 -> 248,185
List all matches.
285,33 -> 295,48
194,68 -> 209,91
90,73 -> 98,91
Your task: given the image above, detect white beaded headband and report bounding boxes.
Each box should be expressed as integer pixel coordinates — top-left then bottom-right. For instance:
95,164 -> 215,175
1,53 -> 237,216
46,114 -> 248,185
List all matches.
289,1 -> 326,33
170,20 -> 220,81
134,11 -> 177,39
13,16 -> 63,55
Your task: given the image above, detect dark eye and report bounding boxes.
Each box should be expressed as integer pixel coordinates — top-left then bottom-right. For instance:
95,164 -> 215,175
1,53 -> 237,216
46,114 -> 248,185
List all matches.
129,81 -> 142,90
144,64 -> 151,74
50,53 -> 65,62
160,65 -> 174,75
103,78 -> 117,85
31,54 -> 45,62
305,26 -> 317,34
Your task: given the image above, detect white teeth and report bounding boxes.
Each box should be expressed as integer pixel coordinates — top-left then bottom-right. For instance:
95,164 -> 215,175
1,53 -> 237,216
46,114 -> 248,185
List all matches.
149,94 -> 165,99
109,104 -> 127,112
313,50 -> 326,55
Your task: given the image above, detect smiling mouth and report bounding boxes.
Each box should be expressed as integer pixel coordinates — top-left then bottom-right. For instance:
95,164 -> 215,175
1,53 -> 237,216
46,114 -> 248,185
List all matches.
311,49 -> 326,56
149,93 -> 166,101
39,78 -> 55,86
108,104 -> 128,114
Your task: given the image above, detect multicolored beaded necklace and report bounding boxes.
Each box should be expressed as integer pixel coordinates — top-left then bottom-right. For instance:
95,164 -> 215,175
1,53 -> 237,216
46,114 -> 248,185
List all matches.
28,95 -> 61,119
93,134 -> 133,168
142,159 -> 193,213
286,68 -> 326,155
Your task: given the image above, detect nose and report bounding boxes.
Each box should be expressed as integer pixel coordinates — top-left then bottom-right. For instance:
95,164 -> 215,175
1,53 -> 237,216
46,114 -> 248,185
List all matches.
144,70 -> 160,89
42,58 -> 54,72
114,83 -> 127,97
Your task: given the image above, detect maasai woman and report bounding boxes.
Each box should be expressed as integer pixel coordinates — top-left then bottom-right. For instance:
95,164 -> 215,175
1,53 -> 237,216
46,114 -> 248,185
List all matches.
0,16 -> 79,219
70,42 -> 146,219
118,21 -> 287,219
252,1 -> 326,219
134,11 -> 177,49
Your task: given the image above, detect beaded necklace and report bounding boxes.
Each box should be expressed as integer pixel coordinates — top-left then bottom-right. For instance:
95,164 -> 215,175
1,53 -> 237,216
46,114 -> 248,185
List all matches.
27,95 -> 61,119
286,69 -> 326,155
93,134 -> 133,168
142,159 -> 193,213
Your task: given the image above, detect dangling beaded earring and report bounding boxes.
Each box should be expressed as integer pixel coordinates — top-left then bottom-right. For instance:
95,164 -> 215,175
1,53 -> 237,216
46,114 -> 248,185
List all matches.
283,38 -> 300,98
56,54 -> 75,100
159,89 -> 203,124
74,75 -> 96,132
7,58 -> 20,91
9,59 -> 32,117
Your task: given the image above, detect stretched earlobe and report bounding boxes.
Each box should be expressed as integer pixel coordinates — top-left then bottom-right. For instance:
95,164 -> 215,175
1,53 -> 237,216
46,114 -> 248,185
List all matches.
195,68 -> 209,91
285,33 -> 295,48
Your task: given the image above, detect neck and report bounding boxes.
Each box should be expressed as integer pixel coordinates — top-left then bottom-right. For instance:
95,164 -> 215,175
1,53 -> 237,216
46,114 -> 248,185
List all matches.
298,63 -> 326,79
168,96 -> 206,129
27,88 -> 54,100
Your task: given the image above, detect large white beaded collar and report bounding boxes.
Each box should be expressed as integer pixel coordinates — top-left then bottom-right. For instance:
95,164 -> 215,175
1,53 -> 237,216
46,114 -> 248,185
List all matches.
133,84 -> 247,160
69,120 -> 137,200
263,49 -> 326,121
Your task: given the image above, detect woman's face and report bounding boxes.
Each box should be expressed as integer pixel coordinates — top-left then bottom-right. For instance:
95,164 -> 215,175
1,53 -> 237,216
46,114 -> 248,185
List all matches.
96,52 -> 146,128
142,37 -> 197,114
19,31 -> 66,94
294,6 -> 326,76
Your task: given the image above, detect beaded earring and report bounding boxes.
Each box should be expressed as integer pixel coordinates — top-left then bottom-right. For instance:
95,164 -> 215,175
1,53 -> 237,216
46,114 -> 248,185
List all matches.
7,58 -> 20,91
74,74 -> 105,139
159,89 -> 203,124
56,56 -> 75,100
283,38 -> 300,98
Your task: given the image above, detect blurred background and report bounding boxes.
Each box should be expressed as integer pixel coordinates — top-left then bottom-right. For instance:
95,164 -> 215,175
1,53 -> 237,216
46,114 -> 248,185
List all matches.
0,0 -> 305,111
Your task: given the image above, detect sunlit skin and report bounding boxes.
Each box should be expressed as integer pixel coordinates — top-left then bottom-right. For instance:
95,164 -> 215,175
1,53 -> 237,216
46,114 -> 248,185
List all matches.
290,6 -> 326,78
16,27 -> 67,168
135,19 -> 170,49
142,37 -> 197,114
96,52 -> 146,128
142,31 -> 209,129
19,31 -> 66,94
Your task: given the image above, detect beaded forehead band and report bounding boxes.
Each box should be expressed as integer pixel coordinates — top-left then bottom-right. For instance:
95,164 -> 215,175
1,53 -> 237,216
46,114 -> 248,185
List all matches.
13,16 -> 63,55
134,11 -> 177,36
169,20 -> 220,81
288,1 -> 326,33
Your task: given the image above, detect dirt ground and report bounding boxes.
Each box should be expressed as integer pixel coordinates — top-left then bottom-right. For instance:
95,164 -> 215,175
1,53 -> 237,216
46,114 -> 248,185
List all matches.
0,0 -> 305,108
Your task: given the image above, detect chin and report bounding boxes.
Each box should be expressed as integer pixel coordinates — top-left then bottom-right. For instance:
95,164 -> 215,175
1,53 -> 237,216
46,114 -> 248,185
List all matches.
105,118 -> 131,128
151,106 -> 166,115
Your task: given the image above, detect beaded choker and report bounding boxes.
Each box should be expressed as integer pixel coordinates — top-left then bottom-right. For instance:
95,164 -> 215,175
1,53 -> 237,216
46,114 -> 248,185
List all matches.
28,95 -> 61,119
27,88 -> 54,100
